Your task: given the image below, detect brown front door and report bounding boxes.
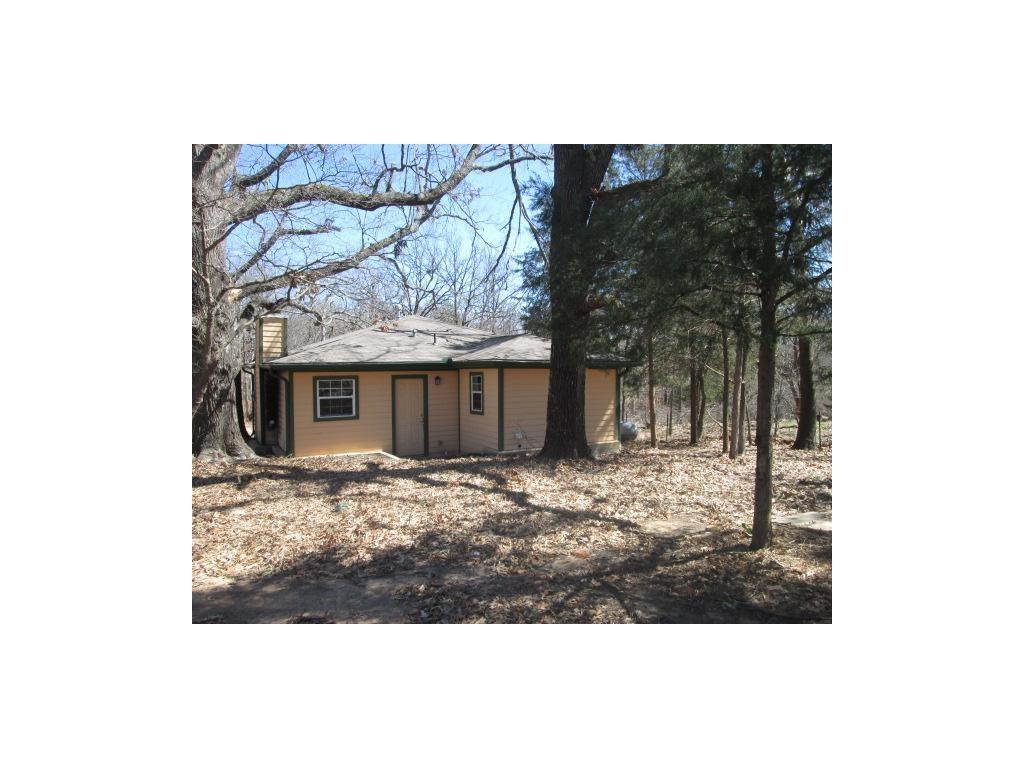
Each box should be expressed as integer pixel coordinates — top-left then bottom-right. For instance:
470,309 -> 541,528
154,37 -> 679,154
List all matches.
393,377 -> 426,456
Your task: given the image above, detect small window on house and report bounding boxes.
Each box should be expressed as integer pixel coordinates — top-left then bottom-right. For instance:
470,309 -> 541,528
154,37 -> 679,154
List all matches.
316,377 -> 358,420
469,372 -> 484,414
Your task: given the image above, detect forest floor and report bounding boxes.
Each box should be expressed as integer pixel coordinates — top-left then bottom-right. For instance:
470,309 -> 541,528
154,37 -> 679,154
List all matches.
192,428 -> 832,623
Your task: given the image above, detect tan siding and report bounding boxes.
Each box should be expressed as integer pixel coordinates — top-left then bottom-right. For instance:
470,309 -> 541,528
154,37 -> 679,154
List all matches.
427,371 -> 459,455
287,365 -> 615,458
503,369 -> 549,451
586,368 -> 616,444
500,367 -> 615,451
291,370 -> 459,458
260,317 -> 286,361
459,368 -> 499,453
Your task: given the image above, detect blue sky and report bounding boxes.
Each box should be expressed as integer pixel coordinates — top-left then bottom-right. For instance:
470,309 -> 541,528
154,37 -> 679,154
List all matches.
229,144 -> 553,286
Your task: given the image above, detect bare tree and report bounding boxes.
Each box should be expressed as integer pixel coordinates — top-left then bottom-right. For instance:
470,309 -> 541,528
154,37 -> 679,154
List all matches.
192,144 -> 542,458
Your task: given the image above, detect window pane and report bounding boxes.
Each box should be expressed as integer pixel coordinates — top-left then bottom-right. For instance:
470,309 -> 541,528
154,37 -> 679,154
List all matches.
319,380 -> 342,397
471,392 -> 482,411
341,380 -> 354,396
340,397 -> 354,416
319,398 -> 341,416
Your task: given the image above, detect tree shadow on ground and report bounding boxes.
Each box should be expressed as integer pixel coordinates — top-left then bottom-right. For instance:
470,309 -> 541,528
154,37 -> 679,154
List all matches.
194,455 -> 643,538
194,450 -> 831,624
194,512 -> 831,624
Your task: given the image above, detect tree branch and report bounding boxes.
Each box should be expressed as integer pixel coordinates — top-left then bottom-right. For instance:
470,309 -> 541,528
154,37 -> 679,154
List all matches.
230,222 -> 337,281
508,144 -> 547,262
227,203 -> 440,301
776,267 -> 832,305
233,145 -> 301,189
231,145 -> 485,223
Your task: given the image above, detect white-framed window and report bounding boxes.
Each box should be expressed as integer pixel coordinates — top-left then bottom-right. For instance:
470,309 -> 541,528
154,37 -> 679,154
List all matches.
469,372 -> 484,414
315,377 -> 358,420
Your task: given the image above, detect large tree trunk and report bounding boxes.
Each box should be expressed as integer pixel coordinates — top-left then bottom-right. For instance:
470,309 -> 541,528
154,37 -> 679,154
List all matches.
192,144 -> 254,460
646,333 -> 657,448
751,289 -> 779,550
721,330 -> 730,453
729,335 -> 744,459
793,335 -> 817,449
542,327 -> 590,459
539,145 -> 615,460
234,371 -> 253,441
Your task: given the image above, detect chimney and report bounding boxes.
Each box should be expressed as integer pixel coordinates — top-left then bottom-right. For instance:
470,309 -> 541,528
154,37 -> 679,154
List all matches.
258,315 -> 288,363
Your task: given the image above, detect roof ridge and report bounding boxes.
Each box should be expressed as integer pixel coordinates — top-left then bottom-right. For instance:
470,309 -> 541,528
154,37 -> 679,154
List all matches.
395,315 -> 493,336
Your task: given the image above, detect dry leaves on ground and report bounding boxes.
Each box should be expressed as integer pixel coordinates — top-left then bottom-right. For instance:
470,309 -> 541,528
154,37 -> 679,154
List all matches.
193,432 -> 831,623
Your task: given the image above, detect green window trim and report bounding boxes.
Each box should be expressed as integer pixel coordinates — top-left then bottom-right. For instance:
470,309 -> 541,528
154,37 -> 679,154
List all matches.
469,371 -> 485,415
313,375 -> 360,421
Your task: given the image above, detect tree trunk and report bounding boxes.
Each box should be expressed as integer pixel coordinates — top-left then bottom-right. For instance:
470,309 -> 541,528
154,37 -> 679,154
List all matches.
647,333 -> 657,448
751,289 -> 779,550
234,371 -> 252,441
667,385 -> 673,437
729,335 -> 744,459
791,337 -> 801,420
721,330 -> 730,454
539,145 -> 615,460
793,335 -> 817,449
697,369 -> 706,441
689,338 -> 699,445
773,383 -> 781,439
193,144 -> 254,460
541,326 -> 590,459
737,345 -> 748,455
744,380 -> 754,447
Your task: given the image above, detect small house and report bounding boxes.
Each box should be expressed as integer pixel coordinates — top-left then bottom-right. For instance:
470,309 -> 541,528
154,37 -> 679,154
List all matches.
254,315 -> 622,458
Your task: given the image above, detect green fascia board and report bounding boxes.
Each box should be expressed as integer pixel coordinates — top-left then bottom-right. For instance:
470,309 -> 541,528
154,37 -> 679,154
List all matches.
451,360 -> 623,369
268,361 -> 454,371
269,359 -> 629,371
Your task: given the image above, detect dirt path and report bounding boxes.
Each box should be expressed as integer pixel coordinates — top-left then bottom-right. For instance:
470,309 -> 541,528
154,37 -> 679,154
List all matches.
193,570 -> 476,623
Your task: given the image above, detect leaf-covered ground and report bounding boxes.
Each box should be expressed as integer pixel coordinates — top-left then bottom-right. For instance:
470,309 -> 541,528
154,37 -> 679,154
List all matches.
193,430 -> 831,623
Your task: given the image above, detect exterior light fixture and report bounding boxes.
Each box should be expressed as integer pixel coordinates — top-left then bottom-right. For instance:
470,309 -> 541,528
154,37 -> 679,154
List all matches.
434,376 -> 442,386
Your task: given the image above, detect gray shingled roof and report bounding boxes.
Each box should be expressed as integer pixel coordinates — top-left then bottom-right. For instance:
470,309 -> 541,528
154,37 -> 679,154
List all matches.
267,315 -> 624,368
452,333 -> 550,362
